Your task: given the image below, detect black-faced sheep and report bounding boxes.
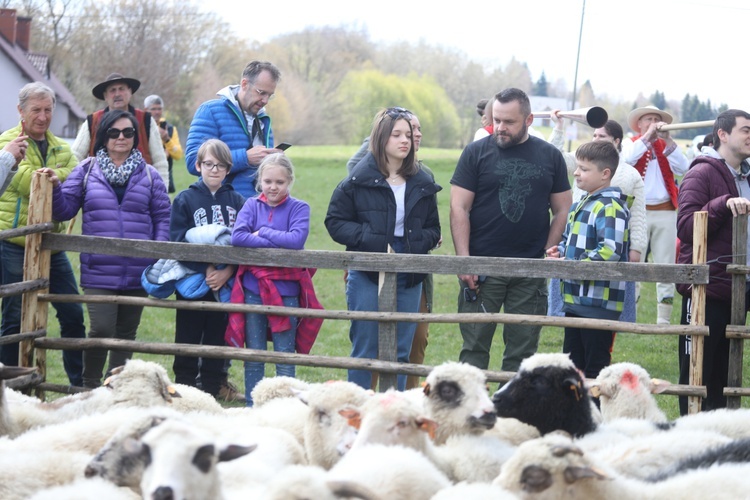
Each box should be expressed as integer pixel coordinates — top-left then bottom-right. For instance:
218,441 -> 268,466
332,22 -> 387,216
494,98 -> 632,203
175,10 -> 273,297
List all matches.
491,353 -> 596,437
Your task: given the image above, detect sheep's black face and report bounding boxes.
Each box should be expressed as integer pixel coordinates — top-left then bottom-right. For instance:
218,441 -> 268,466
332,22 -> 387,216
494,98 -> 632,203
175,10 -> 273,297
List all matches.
491,367 -> 595,437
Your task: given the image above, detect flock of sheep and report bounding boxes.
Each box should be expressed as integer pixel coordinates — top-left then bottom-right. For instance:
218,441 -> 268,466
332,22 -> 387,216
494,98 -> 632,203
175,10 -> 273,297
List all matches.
1,353 -> 750,499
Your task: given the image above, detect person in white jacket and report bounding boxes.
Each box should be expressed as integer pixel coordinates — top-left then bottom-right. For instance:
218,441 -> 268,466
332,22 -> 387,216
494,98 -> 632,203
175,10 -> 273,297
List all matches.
621,106 -> 689,324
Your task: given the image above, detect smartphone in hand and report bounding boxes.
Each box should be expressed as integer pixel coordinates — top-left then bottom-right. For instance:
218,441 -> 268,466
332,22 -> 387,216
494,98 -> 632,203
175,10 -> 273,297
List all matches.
276,142 -> 292,151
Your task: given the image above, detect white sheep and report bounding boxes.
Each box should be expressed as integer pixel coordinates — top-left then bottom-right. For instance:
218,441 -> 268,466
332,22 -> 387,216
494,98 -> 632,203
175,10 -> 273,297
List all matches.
340,389 -> 516,484
169,382 -> 225,413
580,426 -> 732,480
422,361 -> 497,445
431,481 -> 520,500
588,362 -> 669,423
251,375 -> 311,406
6,359 -> 180,434
259,464 -> 380,500
328,444 -> 451,500
484,417 -> 542,446
137,419 -> 255,500
672,407 -> 750,440
0,450 -> 92,500
28,478 -> 140,500
224,395 -> 310,449
0,363 -> 36,437
296,379 -> 372,469
494,432 -> 750,500
433,432 -> 517,483
0,406 -> 182,456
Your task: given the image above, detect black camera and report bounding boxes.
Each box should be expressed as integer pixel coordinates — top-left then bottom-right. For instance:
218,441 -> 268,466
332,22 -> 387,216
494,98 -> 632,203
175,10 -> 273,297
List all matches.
463,287 -> 478,302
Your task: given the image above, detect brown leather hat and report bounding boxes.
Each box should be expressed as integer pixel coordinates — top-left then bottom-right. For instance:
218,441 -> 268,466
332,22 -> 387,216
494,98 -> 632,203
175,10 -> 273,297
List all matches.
92,73 -> 141,100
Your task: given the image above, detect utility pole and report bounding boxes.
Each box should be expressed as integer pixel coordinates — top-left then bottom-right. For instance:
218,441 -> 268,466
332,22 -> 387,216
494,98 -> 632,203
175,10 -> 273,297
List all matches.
568,0 -> 586,151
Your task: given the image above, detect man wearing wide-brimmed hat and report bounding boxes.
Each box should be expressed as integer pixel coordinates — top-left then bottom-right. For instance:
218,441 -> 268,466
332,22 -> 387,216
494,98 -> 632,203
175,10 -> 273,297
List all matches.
621,105 -> 689,325
71,73 -> 168,186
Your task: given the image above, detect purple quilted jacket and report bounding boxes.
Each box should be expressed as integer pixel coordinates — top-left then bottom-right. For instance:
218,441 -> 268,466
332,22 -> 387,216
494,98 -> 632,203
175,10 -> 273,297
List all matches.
52,156 -> 171,290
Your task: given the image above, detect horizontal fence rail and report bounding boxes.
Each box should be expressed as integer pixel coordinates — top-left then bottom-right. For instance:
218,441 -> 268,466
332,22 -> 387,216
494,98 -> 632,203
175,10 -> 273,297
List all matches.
40,293 -> 710,337
0,222 -> 53,241
34,337 -> 707,398
43,233 -> 709,284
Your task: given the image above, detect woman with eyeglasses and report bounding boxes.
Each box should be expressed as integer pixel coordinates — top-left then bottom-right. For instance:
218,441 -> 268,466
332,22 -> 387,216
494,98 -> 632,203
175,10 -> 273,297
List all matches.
39,109 -> 171,388
325,107 -> 442,391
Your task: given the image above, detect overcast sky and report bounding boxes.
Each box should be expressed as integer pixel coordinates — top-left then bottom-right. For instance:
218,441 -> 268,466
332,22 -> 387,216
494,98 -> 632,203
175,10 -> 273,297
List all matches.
200,0 -> 749,111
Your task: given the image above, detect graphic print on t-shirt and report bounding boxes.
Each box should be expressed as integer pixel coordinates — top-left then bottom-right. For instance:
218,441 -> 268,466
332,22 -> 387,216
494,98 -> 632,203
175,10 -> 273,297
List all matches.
494,158 -> 543,223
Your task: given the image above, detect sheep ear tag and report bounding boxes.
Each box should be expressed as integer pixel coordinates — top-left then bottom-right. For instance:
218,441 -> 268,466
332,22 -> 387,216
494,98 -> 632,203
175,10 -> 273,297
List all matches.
588,385 -> 601,398
564,377 -> 582,402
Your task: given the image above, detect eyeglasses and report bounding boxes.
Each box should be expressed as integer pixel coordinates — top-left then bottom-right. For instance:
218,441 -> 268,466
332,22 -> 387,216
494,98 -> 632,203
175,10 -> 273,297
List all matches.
200,161 -> 228,172
386,106 -> 412,119
252,86 -> 276,101
106,127 -> 135,139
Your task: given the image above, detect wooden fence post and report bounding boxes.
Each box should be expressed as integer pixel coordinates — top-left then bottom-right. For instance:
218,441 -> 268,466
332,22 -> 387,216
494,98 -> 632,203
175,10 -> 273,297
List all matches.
376,245 -> 398,392
20,172 -> 52,396
688,211 -> 707,414
727,215 -> 747,408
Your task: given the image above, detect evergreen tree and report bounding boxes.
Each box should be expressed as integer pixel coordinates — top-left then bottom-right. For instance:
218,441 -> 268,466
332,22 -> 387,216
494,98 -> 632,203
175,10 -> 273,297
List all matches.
534,72 -> 549,96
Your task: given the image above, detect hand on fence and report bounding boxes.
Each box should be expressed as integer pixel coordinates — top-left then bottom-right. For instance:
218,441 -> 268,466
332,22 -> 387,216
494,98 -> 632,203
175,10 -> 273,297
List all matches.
727,197 -> 750,217
36,167 -> 61,187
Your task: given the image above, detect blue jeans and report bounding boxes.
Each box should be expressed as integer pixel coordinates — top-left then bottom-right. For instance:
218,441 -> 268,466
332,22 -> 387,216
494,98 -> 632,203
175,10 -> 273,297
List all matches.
346,270 -> 421,391
244,291 -> 298,406
0,241 -> 84,386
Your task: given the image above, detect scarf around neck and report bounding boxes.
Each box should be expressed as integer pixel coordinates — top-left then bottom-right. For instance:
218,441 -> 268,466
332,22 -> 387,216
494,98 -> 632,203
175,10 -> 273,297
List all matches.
96,148 -> 143,186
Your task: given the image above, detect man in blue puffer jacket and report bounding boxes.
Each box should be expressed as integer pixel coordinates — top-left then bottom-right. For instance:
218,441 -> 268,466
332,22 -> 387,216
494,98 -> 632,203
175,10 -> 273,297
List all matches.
185,60 -> 283,198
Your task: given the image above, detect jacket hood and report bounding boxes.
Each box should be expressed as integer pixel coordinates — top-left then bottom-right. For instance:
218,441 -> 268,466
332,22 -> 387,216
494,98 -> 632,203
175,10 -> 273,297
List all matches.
217,85 -> 268,117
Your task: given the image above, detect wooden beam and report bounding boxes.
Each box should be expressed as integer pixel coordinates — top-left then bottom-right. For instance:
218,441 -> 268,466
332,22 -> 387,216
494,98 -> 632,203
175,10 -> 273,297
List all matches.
43,233 -> 709,284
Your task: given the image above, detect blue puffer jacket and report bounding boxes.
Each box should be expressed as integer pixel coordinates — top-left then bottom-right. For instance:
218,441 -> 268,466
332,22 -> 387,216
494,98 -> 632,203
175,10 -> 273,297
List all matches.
185,85 -> 273,198
52,156 -> 172,291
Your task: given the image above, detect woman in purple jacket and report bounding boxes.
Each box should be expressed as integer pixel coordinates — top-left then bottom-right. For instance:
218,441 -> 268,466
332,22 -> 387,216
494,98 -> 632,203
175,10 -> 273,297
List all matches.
40,110 -> 171,388
231,153 -> 310,405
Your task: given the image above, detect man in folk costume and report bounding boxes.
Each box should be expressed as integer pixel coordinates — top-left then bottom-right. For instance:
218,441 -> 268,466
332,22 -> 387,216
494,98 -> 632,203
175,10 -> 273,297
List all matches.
622,106 -> 689,324
72,73 -> 168,186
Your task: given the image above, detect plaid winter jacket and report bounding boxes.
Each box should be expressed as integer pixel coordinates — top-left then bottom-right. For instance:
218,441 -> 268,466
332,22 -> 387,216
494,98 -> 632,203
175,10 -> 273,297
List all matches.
557,186 -> 630,313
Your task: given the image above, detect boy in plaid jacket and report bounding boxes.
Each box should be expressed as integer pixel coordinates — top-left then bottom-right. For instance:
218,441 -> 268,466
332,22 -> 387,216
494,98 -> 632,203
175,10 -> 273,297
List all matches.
546,141 -> 630,378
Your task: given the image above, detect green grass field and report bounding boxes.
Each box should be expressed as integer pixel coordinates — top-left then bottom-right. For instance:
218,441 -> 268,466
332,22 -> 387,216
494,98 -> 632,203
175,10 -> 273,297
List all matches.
39,138 -> 749,419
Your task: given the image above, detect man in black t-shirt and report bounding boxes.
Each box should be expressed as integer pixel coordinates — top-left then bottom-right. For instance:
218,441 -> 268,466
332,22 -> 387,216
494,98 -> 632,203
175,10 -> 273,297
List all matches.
450,88 -> 572,372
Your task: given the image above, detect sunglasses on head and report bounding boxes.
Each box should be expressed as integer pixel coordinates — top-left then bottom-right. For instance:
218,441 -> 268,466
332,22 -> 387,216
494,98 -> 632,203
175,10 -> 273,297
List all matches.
385,106 -> 412,119
106,127 -> 136,139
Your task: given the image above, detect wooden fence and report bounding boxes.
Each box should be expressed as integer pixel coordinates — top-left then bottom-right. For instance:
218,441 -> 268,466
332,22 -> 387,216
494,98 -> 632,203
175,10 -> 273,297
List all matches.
2,173 -> 732,414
